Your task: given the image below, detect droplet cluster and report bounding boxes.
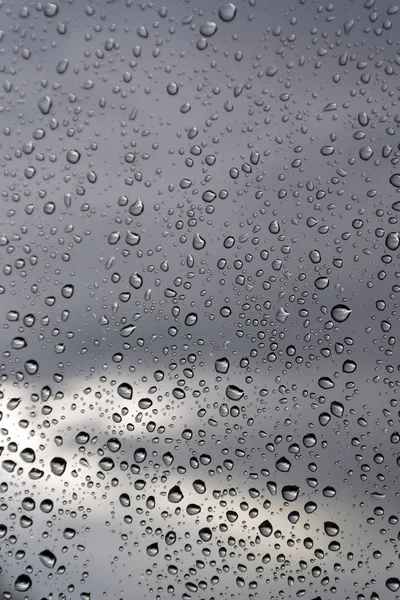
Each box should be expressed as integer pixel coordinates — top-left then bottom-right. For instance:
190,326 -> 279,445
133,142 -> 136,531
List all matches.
0,0 -> 399,599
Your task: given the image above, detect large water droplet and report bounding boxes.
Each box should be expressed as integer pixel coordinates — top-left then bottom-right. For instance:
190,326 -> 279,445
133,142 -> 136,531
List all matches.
259,519 -> 273,537
218,3 -> 237,21
39,549 -> 57,569
331,304 -> 351,323
15,575 -> 32,592
168,485 -> 184,503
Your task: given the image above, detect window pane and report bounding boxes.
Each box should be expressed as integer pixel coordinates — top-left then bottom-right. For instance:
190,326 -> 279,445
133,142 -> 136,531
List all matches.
0,1 -> 399,599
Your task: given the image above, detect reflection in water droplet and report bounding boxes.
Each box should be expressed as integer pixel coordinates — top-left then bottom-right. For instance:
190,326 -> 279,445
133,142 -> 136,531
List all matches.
386,578 -> 400,592
117,382 -> 133,399
50,457 -> 67,476
146,542 -> 159,556
259,519 -> 273,537
129,272 -> 143,289
215,357 -> 230,373
185,312 -> 198,326
14,575 -> 32,592
226,384 -> 244,401
168,485 -> 184,503
331,304 -> 351,323
39,549 -> 57,568
318,376 -> 335,389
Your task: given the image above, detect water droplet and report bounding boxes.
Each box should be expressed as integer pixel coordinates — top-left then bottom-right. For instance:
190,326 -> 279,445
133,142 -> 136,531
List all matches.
129,272 -> 143,289
146,542 -> 159,556
386,578 -> 400,592
15,575 -> 32,592
389,173 -> 400,188
134,448 -> 147,463
168,485 -> 184,503
25,359 -> 39,375
199,21 -> 218,37
129,198 -> 144,216
137,25 -> 148,38
199,527 -> 212,541
215,357 -> 230,373
359,146 -> 373,160
259,519 -> 273,537
276,307 -> 290,323
38,96 -> 52,114
324,521 -> 339,536
226,384 -> 244,401
281,485 -> 300,502
193,233 -> 206,250
202,190 -> 216,202
39,550 -> 57,569
218,3 -> 237,22
331,304 -> 351,323
11,337 -> 27,350
50,457 -> 67,476
318,377 -> 335,390
66,149 -> 81,164
56,58 -> 69,74
167,82 -> 179,95
185,312 -> 198,326
386,232 -> 400,251
276,457 -> 291,472
43,2 -> 59,17
119,493 -> 131,507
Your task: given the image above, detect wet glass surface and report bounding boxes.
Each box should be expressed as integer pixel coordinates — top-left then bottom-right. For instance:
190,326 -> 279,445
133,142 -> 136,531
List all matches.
0,0 -> 400,598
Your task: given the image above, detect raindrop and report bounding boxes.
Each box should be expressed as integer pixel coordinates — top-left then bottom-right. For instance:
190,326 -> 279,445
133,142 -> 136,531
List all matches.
259,520 -> 273,537
226,385 -> 244,401
215,357 -> 230,373
389,173 -> 400,188
14,575 -> 32,592
66,149 -> 81,164
318,377 -> 335,389
386,232 -> 400,251
39,550 -> 57,569
281,485 -> 300,502
146,542 -> 159,557
386,578 -> 400,592
50,457 -> 67,476
219,3 -> 237,21
168,485 -> 184,503
134,448 -> 147,463
137,25 -> 148,38
331,304 -> 351,323
276,457 -> 291,472
324,521 -> 339,536
199,22 -> 218,36
43,2 -> 59,17
193,233 -> 206,250
38,96 -> 52,114
117,383 -> 133,400
167,82 -> 179,95
129,272 -> 143,289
